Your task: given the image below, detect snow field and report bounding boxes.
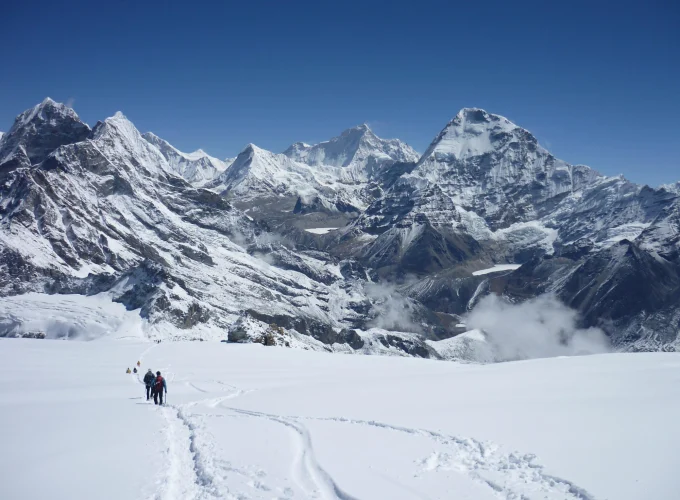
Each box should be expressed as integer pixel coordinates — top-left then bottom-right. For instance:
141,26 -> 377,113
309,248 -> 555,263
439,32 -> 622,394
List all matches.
1,339 -> 679,499
0,292 -> 146,340
472,264 -> 522,276
304,228 -> 339,235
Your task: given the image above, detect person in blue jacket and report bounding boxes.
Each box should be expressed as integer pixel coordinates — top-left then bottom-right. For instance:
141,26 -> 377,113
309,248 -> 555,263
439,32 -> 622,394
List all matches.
143,369 -> 155,400
152,371 -> 167,405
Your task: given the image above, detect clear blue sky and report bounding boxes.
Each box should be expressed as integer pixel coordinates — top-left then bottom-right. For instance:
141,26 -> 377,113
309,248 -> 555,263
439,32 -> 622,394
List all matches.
1,1 -> 678,185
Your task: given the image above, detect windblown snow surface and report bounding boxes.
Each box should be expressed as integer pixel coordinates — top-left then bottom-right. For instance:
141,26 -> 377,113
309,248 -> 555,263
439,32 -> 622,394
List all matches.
1,338 -> 679,500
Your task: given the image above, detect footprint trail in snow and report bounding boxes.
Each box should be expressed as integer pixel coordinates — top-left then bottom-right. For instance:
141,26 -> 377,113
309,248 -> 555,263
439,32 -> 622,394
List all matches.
146,381 -> 596,499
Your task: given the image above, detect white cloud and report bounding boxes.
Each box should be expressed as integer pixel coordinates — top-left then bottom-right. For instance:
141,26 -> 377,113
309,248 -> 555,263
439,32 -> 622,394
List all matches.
465,294 -> 610,361
365,281 -> 421,333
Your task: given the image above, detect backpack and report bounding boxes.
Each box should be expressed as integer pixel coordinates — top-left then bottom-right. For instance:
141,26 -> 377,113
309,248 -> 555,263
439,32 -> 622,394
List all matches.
154,376 -> 164,392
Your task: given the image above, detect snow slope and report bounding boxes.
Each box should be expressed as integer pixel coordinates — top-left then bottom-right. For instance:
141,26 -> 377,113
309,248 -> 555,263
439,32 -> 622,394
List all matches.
0,292 -> 145,340
472,264 -> 522,276
2,338 -> 678,500
304,227 -> 339,235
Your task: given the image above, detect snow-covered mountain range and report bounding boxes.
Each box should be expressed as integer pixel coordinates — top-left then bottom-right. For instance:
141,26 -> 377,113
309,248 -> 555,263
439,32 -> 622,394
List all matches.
142,131 -> 232,186
1,98 -> 679,357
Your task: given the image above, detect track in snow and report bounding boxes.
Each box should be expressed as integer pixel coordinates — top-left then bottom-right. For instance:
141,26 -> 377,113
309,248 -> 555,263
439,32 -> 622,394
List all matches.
151,406 -> 205,500
141,349 -> 594,500
222,408 -> 596,500
139,347 -> 243,500
152,394 -> 244,500
227,407 -> 359,500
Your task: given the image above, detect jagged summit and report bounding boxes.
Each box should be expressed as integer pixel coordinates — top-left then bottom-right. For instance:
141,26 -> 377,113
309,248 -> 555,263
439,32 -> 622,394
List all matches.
17,97 -> 82,126
0,98 -> 90,166
141,131 -> 230,185
93,111 -> 152,149
420,108 -> 525,163
97,111 -> 136,132
282,124 -> 419,180
401,107 -> 605,229
342,122 -> 371,135
19,98 -> 82,126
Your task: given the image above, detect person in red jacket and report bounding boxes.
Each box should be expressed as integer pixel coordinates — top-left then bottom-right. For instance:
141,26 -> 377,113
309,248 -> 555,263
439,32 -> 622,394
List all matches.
152,371 -> 167,405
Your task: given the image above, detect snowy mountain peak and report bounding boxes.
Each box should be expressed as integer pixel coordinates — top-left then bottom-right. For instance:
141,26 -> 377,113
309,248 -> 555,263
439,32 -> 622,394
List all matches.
242,143 -> 260,156
342,123 -> 372,136
16,97 -> 82,128
40,96 -> 61,107
284,142 -> 309,157
94,112 -> 142,142
0,98 -> 90,166
420,108 -> 525,163
142,132 -> 212,163
141,132 -> 230,185
282,124 -> 419,178
453,108 -> 515,129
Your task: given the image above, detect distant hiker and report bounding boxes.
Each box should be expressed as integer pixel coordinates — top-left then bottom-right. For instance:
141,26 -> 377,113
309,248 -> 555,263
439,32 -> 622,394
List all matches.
126,367 -> 131,374
137,361 -> 141,367
152,371 -> 167,405
133,367 -> 138,374
143,369 -> 155,400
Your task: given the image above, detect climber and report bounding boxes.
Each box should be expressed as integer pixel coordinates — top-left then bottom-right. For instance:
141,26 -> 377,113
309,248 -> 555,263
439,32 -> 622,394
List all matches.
137,361 -> 141,367
126,367 -> 131,374
143,368 -> 155,400
133,367 -> 138,374
151,371 -> 167,405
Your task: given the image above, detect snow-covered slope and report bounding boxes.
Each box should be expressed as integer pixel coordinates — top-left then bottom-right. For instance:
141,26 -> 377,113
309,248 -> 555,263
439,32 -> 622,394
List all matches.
0,292 -> 146,340
2,339 -> 679,500
142,132 -> 230,186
